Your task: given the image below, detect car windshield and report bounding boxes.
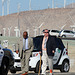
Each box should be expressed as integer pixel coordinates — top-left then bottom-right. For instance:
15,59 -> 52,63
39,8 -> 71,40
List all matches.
33,36 -> 65,51
64,30 -> 74,34
51,30 -> 60,33
33,37 -> 40,50
55,38 -> 65,50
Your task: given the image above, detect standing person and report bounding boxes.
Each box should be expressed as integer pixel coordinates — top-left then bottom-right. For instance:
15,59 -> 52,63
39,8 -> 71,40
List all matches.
39,29 -> 56,75
19,31 -> 34,75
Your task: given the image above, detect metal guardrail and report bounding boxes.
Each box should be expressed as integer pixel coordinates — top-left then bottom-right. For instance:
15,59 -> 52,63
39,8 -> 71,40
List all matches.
58,37 -> 75,40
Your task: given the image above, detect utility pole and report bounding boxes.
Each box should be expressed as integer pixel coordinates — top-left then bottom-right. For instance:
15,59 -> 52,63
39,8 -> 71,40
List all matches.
52,0 -> 54,9
34,28 -> 37,37
72,0 -> 73,8
29,0 -> 31,10
17,3 -> 20,37
2,0 -> 5,16
26,28 -> 29,36
48,3 -> 50,9
3,28 -> 6,36
7,0 -> 10,15
38,22 -> 44,35
64,0 -> 66,8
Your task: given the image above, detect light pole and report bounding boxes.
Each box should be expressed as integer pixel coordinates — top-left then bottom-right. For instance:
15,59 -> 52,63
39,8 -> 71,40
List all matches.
26,28 -> 29,36
38,22 -> 44,35
7,0 -> 10,15
52,0 -> 54,9
34,28 -> 37,37
64,0 -> 66,8
17,3 -> 20,37
3,28 -> 6,36
2,0 -> 5,16
72,0 -> 73,8
29,0 -> 31,10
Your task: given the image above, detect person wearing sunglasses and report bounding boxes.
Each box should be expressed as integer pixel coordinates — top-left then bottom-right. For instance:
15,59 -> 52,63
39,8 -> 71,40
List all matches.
39,29 -> 56,75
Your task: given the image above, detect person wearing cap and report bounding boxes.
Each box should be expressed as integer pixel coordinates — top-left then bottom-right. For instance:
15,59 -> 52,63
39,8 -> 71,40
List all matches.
39,29 -> 56,75
18,31 -> 34,75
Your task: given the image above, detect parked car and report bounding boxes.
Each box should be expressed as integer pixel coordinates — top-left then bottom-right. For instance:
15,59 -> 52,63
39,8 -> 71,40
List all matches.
10,52 -> 21,73
59,30 -> 75,38
0,44 -> 14,75
11,36 -> 70,73
0,45 -> 4,68
49,30 -> 60,37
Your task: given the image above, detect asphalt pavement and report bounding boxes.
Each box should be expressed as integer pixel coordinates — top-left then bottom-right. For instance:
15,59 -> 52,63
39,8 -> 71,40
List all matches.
8,71 -> 75,75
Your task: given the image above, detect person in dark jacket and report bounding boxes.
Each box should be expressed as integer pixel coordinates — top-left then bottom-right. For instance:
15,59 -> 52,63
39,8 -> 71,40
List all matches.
39,29 -> 56,75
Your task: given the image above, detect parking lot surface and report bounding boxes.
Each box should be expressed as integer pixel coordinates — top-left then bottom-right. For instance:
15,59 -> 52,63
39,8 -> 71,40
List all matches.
8,71 -> 75,75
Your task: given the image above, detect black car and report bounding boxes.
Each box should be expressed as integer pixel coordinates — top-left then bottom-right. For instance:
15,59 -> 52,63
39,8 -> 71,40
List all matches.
0,48 -> 14,75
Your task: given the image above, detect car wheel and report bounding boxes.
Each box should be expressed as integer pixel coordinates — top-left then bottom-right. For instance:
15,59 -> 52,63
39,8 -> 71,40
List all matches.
60,60 -> 70,72
35,61 -> 42,73
62,35 -> 66,38
1,58 -> 9,75
10,70 -> 16,73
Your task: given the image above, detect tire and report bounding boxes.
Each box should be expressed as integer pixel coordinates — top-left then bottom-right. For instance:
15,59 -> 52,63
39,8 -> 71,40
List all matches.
62,35 -> 66,38
35,61 -> 42,73
60,60 -> 70,72
10,70 -> 16,73
1,58 -> 9,75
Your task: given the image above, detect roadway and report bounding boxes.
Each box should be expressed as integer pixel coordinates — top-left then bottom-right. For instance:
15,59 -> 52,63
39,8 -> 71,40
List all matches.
8,71 -> 75,75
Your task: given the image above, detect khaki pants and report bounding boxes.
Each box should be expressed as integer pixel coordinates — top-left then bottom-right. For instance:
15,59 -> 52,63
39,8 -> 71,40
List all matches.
21,52 -> 31,74
41,50 -> 53,75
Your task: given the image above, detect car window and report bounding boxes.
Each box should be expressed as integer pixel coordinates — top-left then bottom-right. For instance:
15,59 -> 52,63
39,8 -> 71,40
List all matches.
70,31 -> 74,34
33,37 -> 40,50
55,38 -> 65,50
64,30 -> 70,33
51,30 -> 59,33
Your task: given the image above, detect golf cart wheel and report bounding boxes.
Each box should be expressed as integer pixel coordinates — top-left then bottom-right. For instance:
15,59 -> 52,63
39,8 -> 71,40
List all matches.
60,60 -> 70,72
10,70 -> 16,73
35,61 -> 42,73
1,58 -> 9,75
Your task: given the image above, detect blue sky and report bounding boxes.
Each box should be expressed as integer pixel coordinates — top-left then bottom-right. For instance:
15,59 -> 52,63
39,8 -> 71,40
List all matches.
0,0 -> 75,16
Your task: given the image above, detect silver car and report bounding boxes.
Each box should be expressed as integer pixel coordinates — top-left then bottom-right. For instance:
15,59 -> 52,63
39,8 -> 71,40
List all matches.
49,30 -> 60,37
59,30 -> 75,38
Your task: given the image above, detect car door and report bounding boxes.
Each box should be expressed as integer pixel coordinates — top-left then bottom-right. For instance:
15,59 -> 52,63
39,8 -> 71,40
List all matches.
70,31 -> 74,37
0,49 -> 4,66
64,31 -> 74,37
53,38 -> 64,65
53,48 -> 61,65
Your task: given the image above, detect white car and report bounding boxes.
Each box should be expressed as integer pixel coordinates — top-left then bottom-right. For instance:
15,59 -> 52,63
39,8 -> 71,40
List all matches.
11,36 -> 70,73
59,30 -> 75,38
0,45 -> 4,68
10,52 -> 21,73
0,44 -> 14,75
49,30 -> 60,37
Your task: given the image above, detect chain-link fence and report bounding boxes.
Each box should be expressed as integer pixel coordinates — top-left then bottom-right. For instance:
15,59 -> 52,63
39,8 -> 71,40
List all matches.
62,39 -> 75,72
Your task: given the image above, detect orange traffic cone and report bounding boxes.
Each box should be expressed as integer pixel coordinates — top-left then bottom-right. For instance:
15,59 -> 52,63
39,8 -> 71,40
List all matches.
49,69 -> 52,75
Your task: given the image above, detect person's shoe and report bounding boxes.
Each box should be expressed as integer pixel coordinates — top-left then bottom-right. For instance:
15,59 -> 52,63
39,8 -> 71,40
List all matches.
25,72 -> 28,75
21,72 -> 28,75
21,73 -> 25,75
